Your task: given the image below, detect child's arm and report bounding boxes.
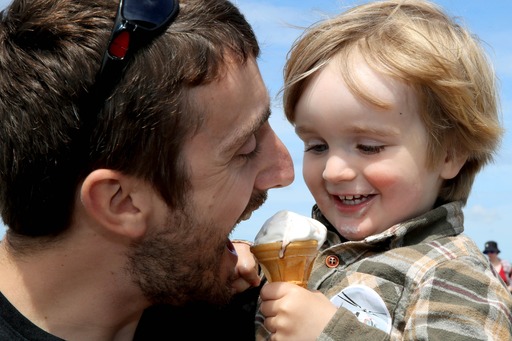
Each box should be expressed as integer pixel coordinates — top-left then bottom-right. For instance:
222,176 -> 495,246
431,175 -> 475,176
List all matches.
257,282 -> 391,340
258,282 -> 337,340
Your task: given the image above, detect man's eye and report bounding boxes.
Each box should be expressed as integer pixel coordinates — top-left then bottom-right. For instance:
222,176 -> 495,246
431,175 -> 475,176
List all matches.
357,144 -> 385,155
238,135 -> 260,160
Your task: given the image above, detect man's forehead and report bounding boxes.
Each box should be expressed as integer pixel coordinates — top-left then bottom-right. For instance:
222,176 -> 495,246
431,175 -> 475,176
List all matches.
187,57 -> 270,151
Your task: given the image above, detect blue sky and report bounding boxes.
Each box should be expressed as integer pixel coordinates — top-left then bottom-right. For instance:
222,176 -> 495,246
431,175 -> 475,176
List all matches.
1,1 -> 511,260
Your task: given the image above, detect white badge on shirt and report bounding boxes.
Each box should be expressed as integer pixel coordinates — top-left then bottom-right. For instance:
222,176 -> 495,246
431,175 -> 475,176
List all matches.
330,284 -> 392,333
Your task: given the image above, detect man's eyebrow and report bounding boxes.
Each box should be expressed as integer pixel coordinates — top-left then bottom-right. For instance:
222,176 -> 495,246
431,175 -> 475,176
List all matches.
221,106 -> 271,154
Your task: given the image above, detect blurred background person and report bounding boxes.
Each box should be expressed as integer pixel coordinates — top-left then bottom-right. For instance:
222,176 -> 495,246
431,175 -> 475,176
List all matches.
483,241 -> 512,292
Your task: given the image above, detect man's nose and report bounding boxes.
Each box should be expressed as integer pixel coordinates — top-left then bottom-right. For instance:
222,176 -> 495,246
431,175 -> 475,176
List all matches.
255,128 -> 294,190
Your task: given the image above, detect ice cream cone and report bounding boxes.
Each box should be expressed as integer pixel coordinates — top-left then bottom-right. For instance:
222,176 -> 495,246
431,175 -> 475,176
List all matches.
250,240 -> 319,288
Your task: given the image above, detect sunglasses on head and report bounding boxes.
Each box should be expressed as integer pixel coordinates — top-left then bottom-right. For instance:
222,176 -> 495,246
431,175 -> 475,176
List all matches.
89,0 -> 179,115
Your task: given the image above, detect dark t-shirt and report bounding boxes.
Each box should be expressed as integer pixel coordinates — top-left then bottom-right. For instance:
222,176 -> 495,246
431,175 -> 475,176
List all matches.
134,285 -> 262,341
0,292 -> 64,341
1,283 -> 261,340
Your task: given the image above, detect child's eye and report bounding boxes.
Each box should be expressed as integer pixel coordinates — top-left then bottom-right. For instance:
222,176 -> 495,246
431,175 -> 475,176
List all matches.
357,144 -> 385,155
304,142 -> 328,154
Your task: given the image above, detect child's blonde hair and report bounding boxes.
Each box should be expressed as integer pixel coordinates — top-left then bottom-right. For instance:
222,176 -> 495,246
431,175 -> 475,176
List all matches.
283,0 -> 503,204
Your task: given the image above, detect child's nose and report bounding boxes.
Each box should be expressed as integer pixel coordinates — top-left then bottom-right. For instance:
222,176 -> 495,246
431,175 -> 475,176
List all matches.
322,154 -> 356,183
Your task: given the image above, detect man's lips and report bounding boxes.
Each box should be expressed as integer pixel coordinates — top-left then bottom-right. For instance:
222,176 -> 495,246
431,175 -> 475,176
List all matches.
238,190 -> 267,223
226,239 -> 237,255
240,210 -> 252,221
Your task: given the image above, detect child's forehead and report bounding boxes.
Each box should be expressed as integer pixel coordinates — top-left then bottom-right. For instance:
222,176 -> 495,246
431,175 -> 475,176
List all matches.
295,55 -> 423,131
325,52 -> 419,111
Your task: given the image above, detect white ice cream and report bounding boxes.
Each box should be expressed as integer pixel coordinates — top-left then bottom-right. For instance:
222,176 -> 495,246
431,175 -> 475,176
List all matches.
253,210 -> 327,257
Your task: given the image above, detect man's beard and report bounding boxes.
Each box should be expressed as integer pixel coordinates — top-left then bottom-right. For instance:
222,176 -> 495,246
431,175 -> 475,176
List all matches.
127,189 -> 267,307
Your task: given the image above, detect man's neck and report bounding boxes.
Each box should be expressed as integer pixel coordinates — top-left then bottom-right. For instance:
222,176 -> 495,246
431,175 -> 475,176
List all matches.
0,236 -> 146,341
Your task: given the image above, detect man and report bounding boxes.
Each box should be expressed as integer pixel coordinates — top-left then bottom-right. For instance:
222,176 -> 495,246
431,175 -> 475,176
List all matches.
0,0 -> 293,340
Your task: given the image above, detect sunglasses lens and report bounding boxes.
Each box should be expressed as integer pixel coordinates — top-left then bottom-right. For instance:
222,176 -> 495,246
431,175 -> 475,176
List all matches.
123,0 -> 178,29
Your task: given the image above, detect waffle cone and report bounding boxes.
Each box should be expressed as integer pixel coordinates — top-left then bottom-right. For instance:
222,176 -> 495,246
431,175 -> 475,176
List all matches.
250,240 -> 319,288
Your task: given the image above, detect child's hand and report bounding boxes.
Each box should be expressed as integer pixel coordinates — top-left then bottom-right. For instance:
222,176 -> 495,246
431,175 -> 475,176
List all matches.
231,240 -> 261,294
260,282 -> 337,340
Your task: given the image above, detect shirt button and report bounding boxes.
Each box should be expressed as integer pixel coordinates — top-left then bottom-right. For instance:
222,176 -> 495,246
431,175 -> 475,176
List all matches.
325,255 -> 339,268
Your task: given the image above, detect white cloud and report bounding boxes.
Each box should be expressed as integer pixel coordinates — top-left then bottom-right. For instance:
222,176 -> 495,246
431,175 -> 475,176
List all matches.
466,204 -> 501,223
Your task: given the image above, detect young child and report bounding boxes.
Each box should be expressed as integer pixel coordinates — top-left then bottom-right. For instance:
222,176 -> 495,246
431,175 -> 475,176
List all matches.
256,0 -> 512,339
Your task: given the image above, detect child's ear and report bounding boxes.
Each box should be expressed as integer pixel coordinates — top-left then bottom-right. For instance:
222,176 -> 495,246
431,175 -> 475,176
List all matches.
80,169 -> 149,239
440,148 -> 468,180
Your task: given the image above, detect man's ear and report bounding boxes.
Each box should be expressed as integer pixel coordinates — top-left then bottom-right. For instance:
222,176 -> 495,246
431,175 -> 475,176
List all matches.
440,148 -> 468,180
80,169 -> 148,239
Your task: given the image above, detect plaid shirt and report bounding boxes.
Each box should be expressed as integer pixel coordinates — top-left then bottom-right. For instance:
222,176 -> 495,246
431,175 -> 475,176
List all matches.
256,202 -> 512,340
